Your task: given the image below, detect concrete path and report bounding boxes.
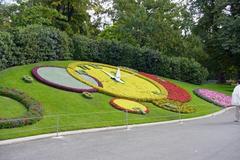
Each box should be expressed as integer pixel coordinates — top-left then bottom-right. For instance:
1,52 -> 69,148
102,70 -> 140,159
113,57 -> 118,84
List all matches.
1,108 -> 240,160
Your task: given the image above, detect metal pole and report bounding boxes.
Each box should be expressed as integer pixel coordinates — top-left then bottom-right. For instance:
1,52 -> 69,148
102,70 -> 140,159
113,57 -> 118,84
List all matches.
178,107 -> 183,124
56,115 -> 60,137
125,110 -> 129,130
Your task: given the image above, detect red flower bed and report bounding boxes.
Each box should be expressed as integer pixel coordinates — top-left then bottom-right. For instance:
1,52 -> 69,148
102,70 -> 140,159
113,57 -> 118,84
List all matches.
139,72 -> 191,102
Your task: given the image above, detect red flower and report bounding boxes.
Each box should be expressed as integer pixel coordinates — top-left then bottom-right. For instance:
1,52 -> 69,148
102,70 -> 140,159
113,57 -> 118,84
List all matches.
139,72 -> 191,102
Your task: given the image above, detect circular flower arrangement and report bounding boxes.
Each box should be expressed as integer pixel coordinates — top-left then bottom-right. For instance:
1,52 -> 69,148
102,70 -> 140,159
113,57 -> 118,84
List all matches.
193,89 -> 231,108
22,75 -> 34,83
67,62 -> 168,101
139,72 -> 191,102
32,66 -> 102,93
0,87 -> 43,129
110,98 -> 149,114
82,92 -> 93,99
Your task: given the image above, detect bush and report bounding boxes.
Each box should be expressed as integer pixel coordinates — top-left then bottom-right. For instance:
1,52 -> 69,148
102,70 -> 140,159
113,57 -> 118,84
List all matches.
13,25 -> 72,63
0,87 -> 43,129
0,25 -> 73,71
72,35 -> 208,84
0,31 -> 16,70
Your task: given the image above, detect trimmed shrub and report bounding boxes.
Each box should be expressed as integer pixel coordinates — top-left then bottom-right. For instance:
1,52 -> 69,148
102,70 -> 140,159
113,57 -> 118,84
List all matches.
13,25 -> 72,63
0,87 -> 43,129
0,25 -> 73,71
72,35 -> 208,84
0,31 -> 16,70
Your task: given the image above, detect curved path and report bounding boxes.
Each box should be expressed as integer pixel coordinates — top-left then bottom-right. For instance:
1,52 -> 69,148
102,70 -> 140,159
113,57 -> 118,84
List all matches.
1,108 -> 240,160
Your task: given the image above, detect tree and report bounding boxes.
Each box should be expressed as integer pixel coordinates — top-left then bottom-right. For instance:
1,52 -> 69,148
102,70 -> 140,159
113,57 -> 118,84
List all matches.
28,0 -> 99,36
11,5 -> 72,33
191,0 -> 240,81
99,0 -> 207,62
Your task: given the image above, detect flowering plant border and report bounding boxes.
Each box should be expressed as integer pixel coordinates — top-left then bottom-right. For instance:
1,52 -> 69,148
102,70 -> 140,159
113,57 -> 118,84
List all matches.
193,88 -> 231,108
32,66 -> 102,93
152,99 -> 195,113
139,72 -> 191,102
0,87 -> 43,129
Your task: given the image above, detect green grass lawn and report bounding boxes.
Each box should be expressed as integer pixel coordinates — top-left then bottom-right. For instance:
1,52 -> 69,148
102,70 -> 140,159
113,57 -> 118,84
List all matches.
0,96 -> 27,118
0,61 -> 234,140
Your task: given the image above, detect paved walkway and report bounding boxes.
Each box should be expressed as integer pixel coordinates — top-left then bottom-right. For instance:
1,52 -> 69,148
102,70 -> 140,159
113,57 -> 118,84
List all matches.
1,108 -> 240,160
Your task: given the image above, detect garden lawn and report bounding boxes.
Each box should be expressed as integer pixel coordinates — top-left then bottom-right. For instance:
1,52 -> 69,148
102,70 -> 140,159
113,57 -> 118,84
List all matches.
0,96 -> 27,118
0,61 -> 234,140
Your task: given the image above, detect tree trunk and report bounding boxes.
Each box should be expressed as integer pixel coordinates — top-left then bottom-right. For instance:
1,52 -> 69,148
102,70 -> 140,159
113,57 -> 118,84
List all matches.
237,70 -> 240,80
218,71 -> 226,83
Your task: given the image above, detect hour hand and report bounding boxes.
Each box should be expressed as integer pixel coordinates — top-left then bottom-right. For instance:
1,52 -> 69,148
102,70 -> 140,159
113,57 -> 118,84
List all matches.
101,70 -> 115,79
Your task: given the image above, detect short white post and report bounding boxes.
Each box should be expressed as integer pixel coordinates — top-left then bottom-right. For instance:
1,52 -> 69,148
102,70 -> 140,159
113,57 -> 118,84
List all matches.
178,108 -> 183,124
125,110 -> 129,130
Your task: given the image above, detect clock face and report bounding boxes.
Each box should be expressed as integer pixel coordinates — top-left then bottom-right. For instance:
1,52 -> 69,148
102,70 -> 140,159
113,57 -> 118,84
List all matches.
67,62 -> 168,101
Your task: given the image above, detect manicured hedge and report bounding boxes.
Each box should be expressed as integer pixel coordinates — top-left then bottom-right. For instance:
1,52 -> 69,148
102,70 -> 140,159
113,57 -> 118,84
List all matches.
0,87 -> 43,129
72,35 -> 208,84
0,25 -> 72,71
0,31 -> 16,70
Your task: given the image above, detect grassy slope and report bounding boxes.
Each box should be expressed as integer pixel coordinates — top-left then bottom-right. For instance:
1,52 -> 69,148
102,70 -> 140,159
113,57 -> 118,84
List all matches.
0,61 -> 234,140
0,96 -> 27,118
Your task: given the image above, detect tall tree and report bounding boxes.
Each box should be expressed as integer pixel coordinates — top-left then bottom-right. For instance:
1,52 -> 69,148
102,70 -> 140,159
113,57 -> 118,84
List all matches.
28,0 -> 97,35
99,0 -> 207,62
191,0 -> 240,81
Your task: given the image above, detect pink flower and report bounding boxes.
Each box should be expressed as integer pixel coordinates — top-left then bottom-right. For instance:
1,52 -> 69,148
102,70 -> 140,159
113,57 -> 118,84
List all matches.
194,89 -> 231,107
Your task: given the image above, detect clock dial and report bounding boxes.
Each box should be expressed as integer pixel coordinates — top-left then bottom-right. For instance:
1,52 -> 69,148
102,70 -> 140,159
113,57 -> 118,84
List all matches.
67,62 -> 168,101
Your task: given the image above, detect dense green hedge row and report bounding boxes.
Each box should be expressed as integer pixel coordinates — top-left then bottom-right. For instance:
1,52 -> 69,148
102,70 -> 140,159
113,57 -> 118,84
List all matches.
0,25 -> 208,84
0,87 -> 43,129
72,35 -> 208,84
0,25 -> 72,70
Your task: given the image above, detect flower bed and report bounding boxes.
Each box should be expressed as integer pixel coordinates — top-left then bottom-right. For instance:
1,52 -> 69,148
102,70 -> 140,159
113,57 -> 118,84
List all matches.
193,89 -> 231,108
82,92 -> 93,99
110,98 -> 149,114
139,72 -> 191,102
32,66 -> 102,93
0,87 -> 43,129
68,62 -> 168,101
22,75 -> 33,83
152,99 -> 195,113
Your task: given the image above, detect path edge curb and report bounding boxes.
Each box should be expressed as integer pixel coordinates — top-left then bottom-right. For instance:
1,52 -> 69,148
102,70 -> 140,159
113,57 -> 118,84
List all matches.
0,107 -> 233,146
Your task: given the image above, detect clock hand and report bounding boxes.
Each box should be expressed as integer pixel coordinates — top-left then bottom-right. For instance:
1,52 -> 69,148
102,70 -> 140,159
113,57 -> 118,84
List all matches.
101,69 -> 115,79
101,69 -> 125,84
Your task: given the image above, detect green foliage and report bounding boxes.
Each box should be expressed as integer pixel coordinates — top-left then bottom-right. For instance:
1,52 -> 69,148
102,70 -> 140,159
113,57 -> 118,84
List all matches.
0,31 -> 15,70
11,25 -> 72,64
99,0 -> 207,63
11,5 -> 72,33
0,25 -> 72,71
191,0 -> 240,80
28,0 -> 97,36
73,35 -> 208,84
